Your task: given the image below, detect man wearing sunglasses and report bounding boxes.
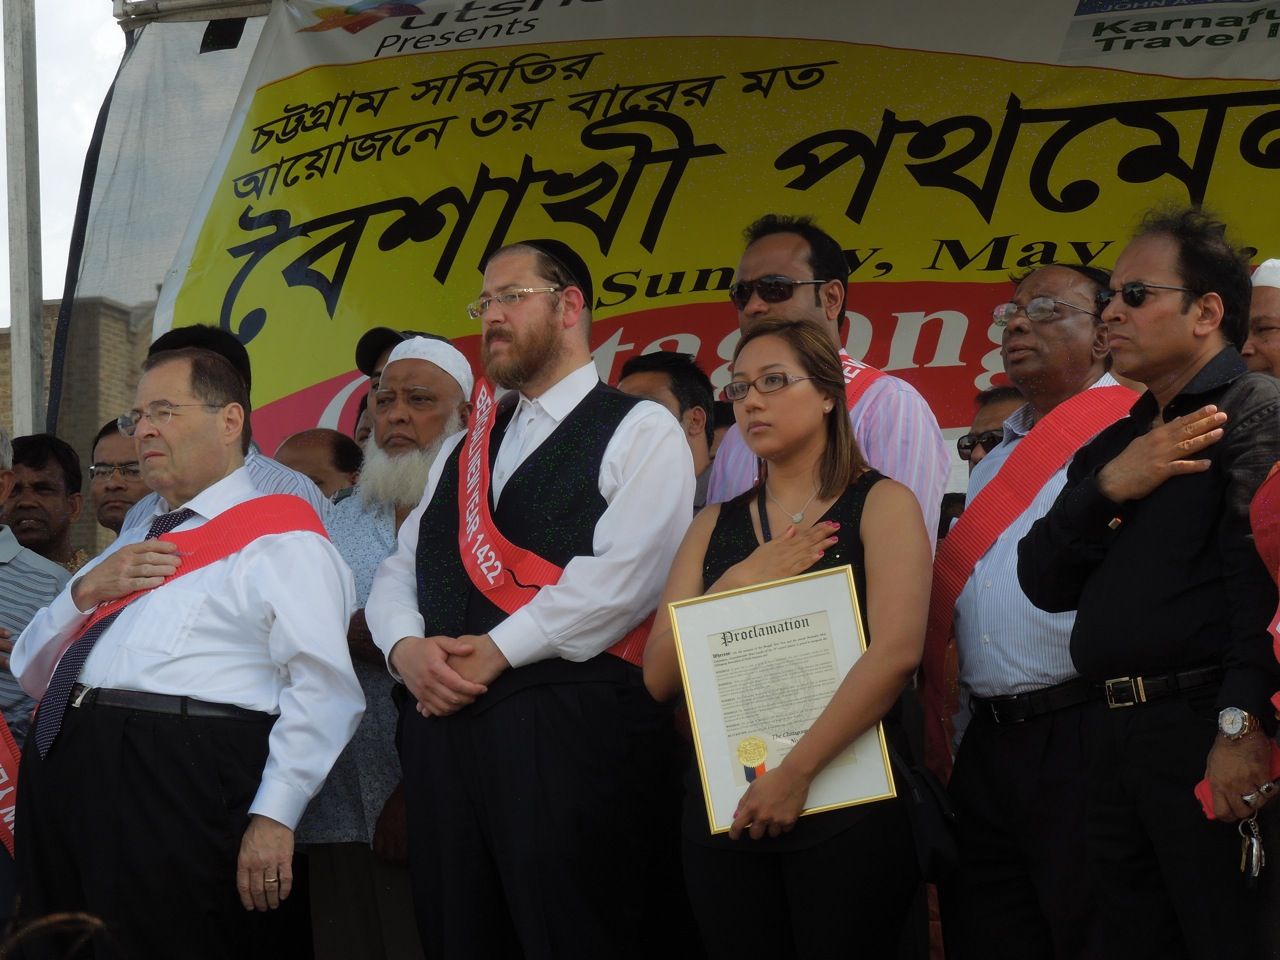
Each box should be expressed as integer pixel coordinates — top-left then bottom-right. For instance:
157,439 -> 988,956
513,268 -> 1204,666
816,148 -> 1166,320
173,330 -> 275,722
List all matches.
1019,208 -> 1280,956
958,386 -> 1023,474
704,214 -> 949,548
929,264 -> 1136,960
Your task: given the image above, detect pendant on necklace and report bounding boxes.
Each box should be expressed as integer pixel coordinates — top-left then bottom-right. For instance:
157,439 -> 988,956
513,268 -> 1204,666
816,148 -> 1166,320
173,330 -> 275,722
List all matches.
789,511 -> 804,523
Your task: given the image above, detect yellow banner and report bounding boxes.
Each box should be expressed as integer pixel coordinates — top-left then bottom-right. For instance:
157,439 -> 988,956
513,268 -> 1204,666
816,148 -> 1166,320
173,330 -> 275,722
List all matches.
167,11 -> 1280,445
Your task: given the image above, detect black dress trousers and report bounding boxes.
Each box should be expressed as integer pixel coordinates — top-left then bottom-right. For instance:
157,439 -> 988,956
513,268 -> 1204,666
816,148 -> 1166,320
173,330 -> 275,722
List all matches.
15,701 -> 293,960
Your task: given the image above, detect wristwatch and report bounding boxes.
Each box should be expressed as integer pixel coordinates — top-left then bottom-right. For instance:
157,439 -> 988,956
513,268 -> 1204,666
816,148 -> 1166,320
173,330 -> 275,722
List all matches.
1218,707 -> 1260,741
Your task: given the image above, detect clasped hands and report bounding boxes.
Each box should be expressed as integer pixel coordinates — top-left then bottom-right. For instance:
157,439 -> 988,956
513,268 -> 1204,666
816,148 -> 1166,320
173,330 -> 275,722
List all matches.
390,632 -> 510,716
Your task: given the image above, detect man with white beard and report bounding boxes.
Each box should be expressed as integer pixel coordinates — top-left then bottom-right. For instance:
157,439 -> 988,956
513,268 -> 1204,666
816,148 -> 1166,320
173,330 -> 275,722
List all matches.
298,335 -> 473,960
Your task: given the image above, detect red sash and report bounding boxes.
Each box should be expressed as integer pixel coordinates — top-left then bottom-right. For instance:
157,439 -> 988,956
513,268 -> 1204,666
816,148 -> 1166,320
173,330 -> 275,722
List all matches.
0,717 -> 17,857
456,378 -> 649,667
3,494 -> 326,858
67,494 -> 327,640
921,385 -> 1136,778
839,349 -> 886,412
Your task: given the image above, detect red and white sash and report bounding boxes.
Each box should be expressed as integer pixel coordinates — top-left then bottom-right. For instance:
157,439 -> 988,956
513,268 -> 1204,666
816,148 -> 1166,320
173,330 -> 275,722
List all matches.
0,719 -> 17,857
7,494 -> 326,858
921,384 -> 1135,778
457,378 -> 649,666
839,349 -> 886,412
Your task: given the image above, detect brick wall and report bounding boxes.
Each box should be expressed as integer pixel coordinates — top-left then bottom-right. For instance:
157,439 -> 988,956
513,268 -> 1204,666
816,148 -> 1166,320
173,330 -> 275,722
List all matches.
0,298 -> 154,555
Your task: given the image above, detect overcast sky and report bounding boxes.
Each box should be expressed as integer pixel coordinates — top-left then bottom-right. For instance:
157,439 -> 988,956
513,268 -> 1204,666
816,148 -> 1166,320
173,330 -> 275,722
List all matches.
0,1 -> 124,327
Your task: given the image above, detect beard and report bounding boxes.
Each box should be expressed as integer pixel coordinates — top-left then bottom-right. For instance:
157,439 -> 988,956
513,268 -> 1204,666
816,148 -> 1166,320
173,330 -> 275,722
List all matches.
357,411 -> 462,510
481,306 -> 561,391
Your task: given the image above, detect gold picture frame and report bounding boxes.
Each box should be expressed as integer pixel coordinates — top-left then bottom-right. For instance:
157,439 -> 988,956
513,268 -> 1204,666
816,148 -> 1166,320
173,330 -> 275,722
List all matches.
669,564 -> 896,834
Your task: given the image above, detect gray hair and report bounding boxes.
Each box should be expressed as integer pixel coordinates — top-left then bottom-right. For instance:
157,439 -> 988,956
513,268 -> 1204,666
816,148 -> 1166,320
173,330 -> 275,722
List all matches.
0,425 -> 11,471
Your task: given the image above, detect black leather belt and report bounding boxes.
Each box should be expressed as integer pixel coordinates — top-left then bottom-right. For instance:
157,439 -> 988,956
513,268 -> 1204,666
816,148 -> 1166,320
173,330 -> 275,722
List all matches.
970,676 -> 1101,725
1103,665 -> 1222,708
69,684 -> 272,722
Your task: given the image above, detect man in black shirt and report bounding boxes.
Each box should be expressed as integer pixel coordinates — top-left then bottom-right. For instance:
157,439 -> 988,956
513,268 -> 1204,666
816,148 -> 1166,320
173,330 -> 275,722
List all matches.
1018,207 -> 1280,957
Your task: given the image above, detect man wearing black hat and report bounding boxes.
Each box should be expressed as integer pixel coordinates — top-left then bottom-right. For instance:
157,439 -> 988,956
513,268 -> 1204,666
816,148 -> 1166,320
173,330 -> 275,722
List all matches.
353,327 -> 431,389
368,240 -> 694,960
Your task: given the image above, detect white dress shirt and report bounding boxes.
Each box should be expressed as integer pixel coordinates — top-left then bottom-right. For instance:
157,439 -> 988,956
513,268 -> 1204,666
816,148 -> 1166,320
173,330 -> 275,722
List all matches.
954,374 -> 1121,699
13,467 -> 364,830
119,446 -> 331,533
368,362 -> 695,668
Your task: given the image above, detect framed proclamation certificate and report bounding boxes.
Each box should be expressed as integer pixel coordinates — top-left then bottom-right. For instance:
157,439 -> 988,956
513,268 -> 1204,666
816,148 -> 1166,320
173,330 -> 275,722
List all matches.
669,565 -> 896,834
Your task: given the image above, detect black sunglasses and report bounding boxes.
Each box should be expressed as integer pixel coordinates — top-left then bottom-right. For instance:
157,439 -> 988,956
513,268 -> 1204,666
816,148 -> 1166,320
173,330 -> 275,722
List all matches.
956,430 -> 1004,461
1095,281 -> 1197,313
728,276 -> 829,310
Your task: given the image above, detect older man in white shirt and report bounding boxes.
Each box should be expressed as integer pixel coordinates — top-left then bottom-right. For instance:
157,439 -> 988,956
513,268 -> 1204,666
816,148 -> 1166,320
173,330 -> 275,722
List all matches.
13,347 -> 363,960
368,240 -> 693,960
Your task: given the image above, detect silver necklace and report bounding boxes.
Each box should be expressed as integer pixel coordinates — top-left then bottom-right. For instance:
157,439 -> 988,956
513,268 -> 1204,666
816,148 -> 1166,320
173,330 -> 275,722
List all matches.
765,484 -> 819,524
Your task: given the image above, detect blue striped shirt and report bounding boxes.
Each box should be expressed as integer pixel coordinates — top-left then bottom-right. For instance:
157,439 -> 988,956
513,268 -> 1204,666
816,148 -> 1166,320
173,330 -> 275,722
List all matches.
954,375 -> 1120,698
0,526 -> 69,745
119,446 -> 331,533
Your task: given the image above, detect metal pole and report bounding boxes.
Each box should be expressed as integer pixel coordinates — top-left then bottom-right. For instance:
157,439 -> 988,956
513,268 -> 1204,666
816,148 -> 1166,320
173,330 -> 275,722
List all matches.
4,0 -> 44,435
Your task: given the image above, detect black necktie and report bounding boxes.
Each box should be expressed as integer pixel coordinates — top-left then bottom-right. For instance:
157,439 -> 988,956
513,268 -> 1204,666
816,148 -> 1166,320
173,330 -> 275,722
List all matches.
33,507 -> 195,758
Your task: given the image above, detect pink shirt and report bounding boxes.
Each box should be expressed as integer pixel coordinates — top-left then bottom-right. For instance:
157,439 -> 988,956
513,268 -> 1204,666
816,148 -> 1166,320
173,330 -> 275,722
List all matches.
706,369 -> 949,547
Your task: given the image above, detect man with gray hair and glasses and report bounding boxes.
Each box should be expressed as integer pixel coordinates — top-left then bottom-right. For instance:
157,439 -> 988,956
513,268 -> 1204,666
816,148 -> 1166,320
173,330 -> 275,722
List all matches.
11,348 -> 363,960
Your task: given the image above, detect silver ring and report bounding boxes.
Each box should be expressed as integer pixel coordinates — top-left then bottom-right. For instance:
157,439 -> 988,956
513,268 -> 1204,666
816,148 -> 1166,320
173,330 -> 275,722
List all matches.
1243,792 -> 1261,807
264,877 -> 279,884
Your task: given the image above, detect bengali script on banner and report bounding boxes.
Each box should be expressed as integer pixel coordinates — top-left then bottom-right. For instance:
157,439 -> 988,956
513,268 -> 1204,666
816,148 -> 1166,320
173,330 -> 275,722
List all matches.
163,1 -> 1280,450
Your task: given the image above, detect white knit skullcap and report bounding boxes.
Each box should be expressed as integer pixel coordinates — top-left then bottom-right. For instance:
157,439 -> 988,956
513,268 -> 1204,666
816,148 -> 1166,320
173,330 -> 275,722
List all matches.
1252,259 -> 1280,290
382,336 -> 474,398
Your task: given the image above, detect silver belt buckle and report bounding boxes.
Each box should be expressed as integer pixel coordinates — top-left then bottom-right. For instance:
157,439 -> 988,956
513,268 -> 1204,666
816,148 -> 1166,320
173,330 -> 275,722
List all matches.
70,685 -> 91,708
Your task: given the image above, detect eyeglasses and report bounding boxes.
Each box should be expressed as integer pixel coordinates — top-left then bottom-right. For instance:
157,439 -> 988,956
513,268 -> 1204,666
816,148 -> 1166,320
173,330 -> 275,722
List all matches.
117,401 -> 224,437
956,430 -> 1004,461
728,276 -> 830,310
89,461 -> 142,481
1095,281 -> 1197,313
723,372 -> 817,403
992,297 -> 1100,326
466,287 -> 561,320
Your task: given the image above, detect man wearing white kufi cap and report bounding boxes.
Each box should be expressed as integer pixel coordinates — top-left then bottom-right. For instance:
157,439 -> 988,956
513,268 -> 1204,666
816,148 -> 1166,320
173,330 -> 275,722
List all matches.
297,333 -> 472,960
1243,258 -> 1280,376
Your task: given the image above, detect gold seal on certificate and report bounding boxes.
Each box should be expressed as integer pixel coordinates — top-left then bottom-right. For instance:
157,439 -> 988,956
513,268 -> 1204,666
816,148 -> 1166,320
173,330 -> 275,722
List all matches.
736,735 -> 768,782
668,565 -> 896,834
736,736 -> 767,767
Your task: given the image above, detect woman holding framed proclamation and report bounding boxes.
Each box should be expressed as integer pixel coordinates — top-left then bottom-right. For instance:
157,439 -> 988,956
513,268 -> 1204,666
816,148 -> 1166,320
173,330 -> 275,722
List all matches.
644,319 -> 931,958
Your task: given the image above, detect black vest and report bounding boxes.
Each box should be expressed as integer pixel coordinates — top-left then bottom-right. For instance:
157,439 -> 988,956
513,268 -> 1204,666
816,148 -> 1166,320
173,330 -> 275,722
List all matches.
415,381 -> 644,706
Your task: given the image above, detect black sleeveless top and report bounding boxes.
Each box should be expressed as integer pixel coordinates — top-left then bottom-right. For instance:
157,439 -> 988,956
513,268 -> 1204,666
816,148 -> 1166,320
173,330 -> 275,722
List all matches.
685,470 -> 905,850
